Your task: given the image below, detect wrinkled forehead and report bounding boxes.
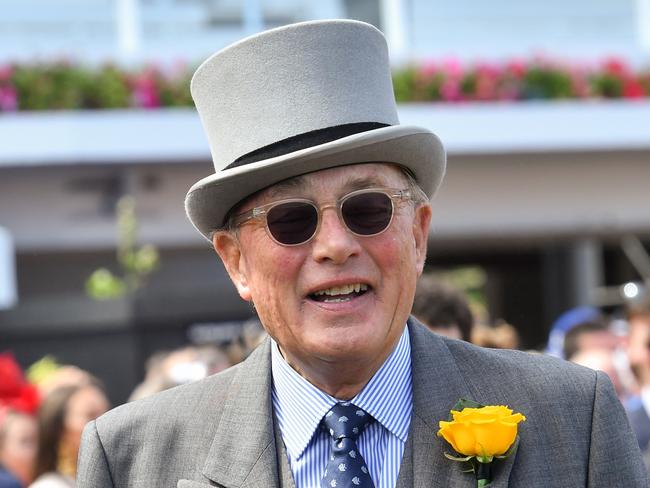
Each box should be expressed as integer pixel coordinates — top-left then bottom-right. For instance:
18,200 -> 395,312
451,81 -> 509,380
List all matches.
259,162 -> 407,201
228,162 -> 409,218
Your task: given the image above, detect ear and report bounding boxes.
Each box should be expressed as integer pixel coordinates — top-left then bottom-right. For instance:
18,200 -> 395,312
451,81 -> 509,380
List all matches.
412,203 -> 432,276
212,231 -> 252,301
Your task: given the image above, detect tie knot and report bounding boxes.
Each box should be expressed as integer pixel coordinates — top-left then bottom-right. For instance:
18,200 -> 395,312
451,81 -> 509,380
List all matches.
322,402 -> 373,441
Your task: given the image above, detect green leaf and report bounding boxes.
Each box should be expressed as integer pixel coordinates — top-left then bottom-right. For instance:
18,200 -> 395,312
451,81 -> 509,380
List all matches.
452,398 -> 485,411
443,452 -> 474,462
85,268 -> 126,300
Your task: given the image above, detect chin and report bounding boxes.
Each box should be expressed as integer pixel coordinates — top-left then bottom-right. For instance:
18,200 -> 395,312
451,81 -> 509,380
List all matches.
314,334 -> 378,360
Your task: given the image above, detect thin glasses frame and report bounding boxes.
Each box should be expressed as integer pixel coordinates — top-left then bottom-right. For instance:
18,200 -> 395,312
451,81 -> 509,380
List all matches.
230,187 -> 413,246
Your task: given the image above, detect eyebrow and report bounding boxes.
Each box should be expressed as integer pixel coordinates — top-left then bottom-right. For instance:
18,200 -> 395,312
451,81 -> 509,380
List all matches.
263,177 -> 307,200
264,173 -> 392,201
342,176 -> 390,191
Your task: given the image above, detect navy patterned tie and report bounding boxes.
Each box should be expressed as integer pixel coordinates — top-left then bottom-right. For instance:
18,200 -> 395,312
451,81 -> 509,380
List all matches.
320,402 -> 376,488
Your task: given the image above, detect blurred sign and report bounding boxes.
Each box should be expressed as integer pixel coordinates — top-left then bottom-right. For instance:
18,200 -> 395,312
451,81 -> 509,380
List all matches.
186,321 -> 245,345
0,226 -> 17,310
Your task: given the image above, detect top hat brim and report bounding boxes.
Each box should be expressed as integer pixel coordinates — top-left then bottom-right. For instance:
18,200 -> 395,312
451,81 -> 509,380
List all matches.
185,124 -> 446,241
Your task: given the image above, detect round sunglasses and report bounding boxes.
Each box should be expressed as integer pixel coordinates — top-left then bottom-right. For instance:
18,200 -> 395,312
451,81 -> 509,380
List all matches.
230,187 -> 413,246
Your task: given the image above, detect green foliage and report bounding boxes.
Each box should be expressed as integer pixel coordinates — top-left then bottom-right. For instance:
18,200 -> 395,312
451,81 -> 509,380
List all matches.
392,67 -> 418,103
3,61 -> 196,112
590,73 -> 623,98
85,65 -> 131,109
86,268 -> 127,300
523,66 -> 574,99
1,58 -> 648,112
86,196 -> 159,301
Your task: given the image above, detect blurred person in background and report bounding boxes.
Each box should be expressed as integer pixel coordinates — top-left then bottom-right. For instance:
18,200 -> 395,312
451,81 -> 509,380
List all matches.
29,379 -> 109,488
562,318 -> 619,361
560,313 -> 635,406
32,369 -> 93,402
470,320 -> 520,349
0,412 -> 38,488
222,318 -> 268,365
129,345 -> 231,402
570,348 -> 627,402
410,274 -> 474,341
0,354 -> 40,488
625,295 -> 650,457
545,305 -> 604,358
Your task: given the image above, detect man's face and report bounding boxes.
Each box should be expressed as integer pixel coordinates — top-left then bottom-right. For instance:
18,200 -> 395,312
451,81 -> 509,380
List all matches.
628,315 -> 650,387
214,163 -> 431,379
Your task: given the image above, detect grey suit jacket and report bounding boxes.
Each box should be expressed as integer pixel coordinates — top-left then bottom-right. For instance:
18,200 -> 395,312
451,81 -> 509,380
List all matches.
77,319 -> 648,487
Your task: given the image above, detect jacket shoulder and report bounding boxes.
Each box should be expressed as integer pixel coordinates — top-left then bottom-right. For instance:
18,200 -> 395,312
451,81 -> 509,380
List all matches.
442,334 -> 600,402
96,359 -> 240,433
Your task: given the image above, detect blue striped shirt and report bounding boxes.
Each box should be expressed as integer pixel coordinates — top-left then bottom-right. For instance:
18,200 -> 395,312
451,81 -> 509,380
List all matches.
271,326 -> 413,488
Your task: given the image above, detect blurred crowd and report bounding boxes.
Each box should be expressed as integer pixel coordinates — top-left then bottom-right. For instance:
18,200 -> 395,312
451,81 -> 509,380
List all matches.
411,273 -> 650,470
2,274 -> 650,485
0,358 -> 109,488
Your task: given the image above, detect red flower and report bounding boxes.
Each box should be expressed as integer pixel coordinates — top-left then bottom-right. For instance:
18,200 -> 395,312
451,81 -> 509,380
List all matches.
0,352 -> 40,415
623,78 -> 646,98
603,57 -> 630,77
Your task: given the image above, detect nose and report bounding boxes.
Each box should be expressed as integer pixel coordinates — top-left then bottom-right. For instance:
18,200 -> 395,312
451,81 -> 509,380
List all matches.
310,205 -> 361,264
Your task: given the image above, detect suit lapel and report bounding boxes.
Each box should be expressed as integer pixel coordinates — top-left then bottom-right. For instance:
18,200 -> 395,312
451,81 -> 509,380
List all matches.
405,319 -> 519,487
201,339 -> 281,488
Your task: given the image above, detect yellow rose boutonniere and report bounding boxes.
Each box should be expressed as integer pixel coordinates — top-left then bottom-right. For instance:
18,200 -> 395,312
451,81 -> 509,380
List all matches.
437,399 -> 526,487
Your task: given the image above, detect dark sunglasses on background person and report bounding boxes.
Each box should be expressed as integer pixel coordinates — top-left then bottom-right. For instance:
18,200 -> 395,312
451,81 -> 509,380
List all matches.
230,187 -> 414,246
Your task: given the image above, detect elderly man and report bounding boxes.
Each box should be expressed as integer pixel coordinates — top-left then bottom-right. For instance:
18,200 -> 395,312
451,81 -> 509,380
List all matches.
77,20 -> 647,487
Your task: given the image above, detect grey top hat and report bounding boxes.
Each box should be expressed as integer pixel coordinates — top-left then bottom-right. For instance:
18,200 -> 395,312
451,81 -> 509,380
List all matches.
185,19 -> 446,240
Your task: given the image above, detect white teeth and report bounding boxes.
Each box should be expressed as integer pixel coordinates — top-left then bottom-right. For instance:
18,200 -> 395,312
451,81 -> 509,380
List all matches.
314,283 -> 368,297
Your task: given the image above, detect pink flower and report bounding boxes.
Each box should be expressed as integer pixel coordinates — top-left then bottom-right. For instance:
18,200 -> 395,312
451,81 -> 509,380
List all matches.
0,86 -> 17,111
131,69 -> 160,109
603,57 -> 630,78
569,65 -> 591,98
505,59 -> 527,79
473,62 -> 499,100
441,58 -> 463,79
0,65 -> 13,82
440,78 -> 462,102
419,60 -> 439,77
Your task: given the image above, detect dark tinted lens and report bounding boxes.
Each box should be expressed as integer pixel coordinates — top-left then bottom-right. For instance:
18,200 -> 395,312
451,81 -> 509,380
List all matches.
341,192 -> 393,235
266,201 -> 318,245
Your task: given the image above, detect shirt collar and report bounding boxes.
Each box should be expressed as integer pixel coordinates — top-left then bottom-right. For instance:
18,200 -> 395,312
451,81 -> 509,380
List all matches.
271,326 -> 412,460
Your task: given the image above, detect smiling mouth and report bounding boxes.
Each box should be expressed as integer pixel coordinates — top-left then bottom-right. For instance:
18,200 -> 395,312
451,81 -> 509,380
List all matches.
309,283 -> 370,303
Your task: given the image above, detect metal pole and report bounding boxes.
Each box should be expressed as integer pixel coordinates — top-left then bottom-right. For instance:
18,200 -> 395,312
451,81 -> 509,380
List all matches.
0,226 -> 17,310
242,0 -> 264,35
621,235 -> 650,280
637,0 -> 650,53
116,0 -> 142,61
379,0 -> 410,63
571,238 -> 604,307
